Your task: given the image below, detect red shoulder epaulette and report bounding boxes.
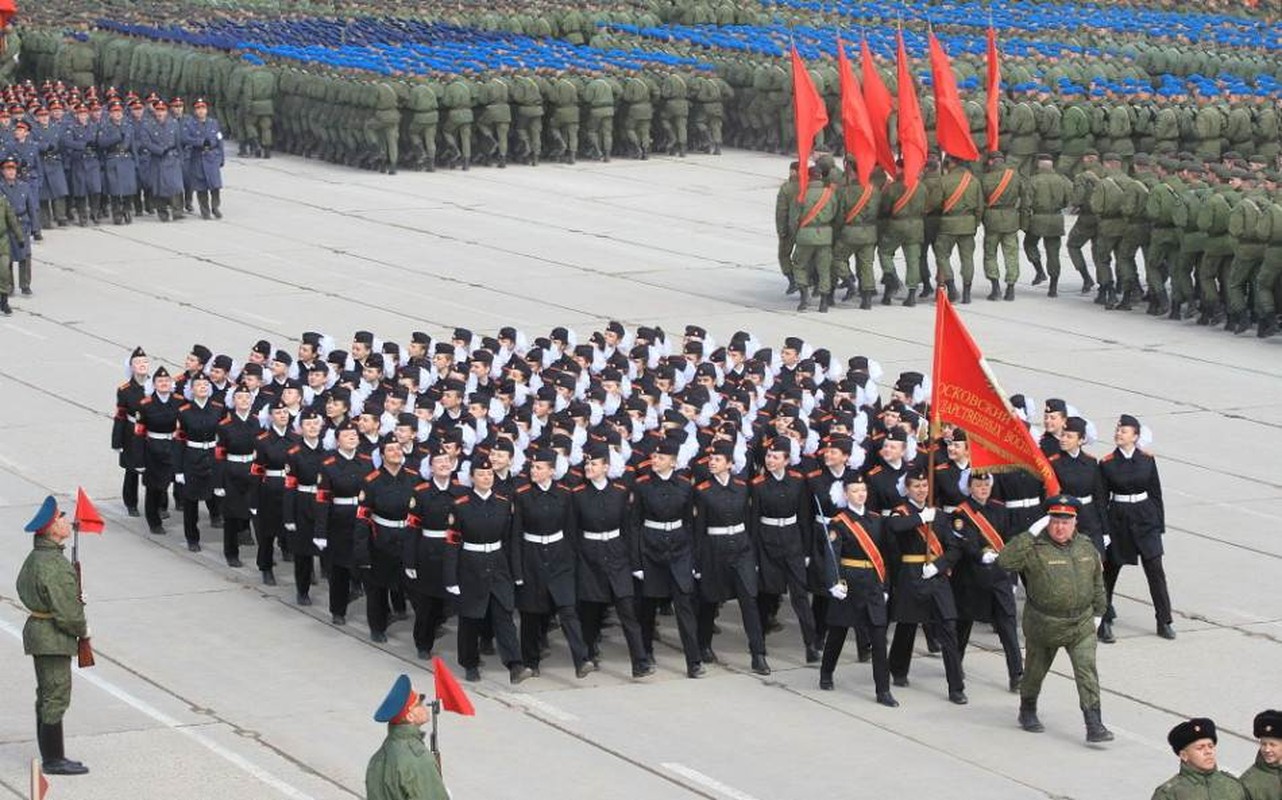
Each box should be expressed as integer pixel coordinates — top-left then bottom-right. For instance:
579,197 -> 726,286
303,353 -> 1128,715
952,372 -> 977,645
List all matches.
323,456 -> 337,465
933,462 -> 949,470
516,483 -> 532,494
288,445 -> 301,455
406,467 -> 420,477
117,380 -> 131,391
787,469 -> 804,479
179,402 -> 192,412
806,468 -> 822,478
494,493 -> 509,502
637,474 -> 652,484
612,481 -> 628,491
1101,453 -> 1114,463
454,494 -> 470,505
1048,453 -> 1061,462
1080,452 -> 1097,462
571,483 -> 587,493
677,473 -> 693,483
733,478 -> 747,487
696,480 -> 711,490
140,397 -> 153,406
751,474 -> 765,485
867,465 -> 884,476
415,481 -> 431,491
256,431 -> 269,439
364,470 -> 381,482
219,417 -> 232,426
359,453 -> 373,461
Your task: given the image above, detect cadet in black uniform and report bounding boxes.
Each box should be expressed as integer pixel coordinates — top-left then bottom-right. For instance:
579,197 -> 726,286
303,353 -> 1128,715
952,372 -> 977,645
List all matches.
1098,414 -> 1174,643
1040,399 -> 1069,458
284,410 -> 327,605
446,454 -> 531,684
572,444 -> 653,678
314,422 -> 371,624
137,367 -> 182,535
112,347 -> 150,517
252,400 -> 294,586
215,384 -> 261,568
807,436 -> 862,654
175,373 -> 224,551
514,449 -> 594,678
404,446 -> 461,659
631,440 -> 704,678
357,439 -> 418,643
1049,417 -> 1110,558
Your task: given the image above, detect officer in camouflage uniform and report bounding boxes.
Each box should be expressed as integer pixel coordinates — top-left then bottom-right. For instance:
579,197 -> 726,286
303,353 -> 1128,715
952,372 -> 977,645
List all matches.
16,496 -> 90,776
1239,709 -> 1282,800
547,70 -> 580,164
364,78 -> 402,174
441,71 -> 476,170
619,69 -> 653,159
365,675 -> 449,800
1196,165 -> 1239,326
1022,154 -> 1073,296
1223,171 -> 1269,333
981,151 -> 1024,301
997,495 -> 1112,745
1256,189 -> 1282,339
658,70 -> 689,157
241,61 -> 277,158
510,70 -> 544,165
1169,161 -> 1210,320
933,155 -> 982,303
788,167 -> 836,313
581,70 -> 615,161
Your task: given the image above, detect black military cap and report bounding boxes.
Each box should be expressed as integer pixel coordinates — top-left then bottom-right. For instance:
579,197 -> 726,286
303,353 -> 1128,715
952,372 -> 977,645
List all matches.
154,366 -> 170,378
212,354 -> 233,371
654,440 -> 681,457
708,441 -> 734,459
299,408 -> 322,422
232,382 -> 252,395
282,378 -> 304,391
329,386 -> 351,403
191,344 -> 212,364
550,326 -> 571,343
843,471 -> 868,486
489,437 -> 515,455
528,448 -> 556,465
301,331 -> 322,347
387,386 -> 408,402
252,339 -> 272,356
433,342 -> 453,356
268,398 -> 288,411
684,324 -> 707,340
1065,416 -> 1088,436
1168,718 -> 1217,754
472,349 -> 494,365
353,331 -> 375,345
783,336 -> 804,352
883,428 -> 908,443
442,378 -> 466,395
1117,414 -> 1141,431
327,349 -> 349,367
764,437 -> 791,455
1045,494 -> 1081,517
1254,710 -> 1282,739
395,412 -> 416,428
130,346 -> 147,359
411,331 -> 431,345
683,340 -> 703,357
189,371 -> 211,384
451,328 -> 472,343
241,362 -> 264,378
365,353 -> 384,369
1044,398 -> 1067,415
949,428 -> 968,443
827,435 -> 854,454
383,341 -> 400,357
584,442 -> 610,462
272,349 -> 293,365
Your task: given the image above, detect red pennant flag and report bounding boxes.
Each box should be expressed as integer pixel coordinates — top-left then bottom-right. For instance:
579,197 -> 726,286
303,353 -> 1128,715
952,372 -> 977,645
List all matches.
432,657 -> 476,716
790,45 -> 829,202
74,487 -> 105,535
895,30 -> 928,191
928,32 -> 978,162
986,26 -> 1001,156
931,289 -> 1061,495
836,37 -> 876,185
859,37 -> 896,179
31,759 -> 49,800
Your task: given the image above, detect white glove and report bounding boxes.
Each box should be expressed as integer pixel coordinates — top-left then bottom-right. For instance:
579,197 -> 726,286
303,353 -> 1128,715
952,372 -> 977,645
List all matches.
249,507 -> 258,516
828,583 -> 848,600
1093,616 -> 1103,630
284,523 -> 297,532
446,585 -> 461,596
515,579 -> 524,586
918,507 -> 936,523
213,488 -> 226,497
405,568 -> 418,580
113,447 -> 123,452
1029,516 -> 1049,536
631,570 -> 644,580
922,563 -> 939,580
693,571 -> 702,580
981,550 -> 999,565
1103,535 -> 1112,548
804,556 -> 810,567
883,592 -> 890,603
312,538 -> 327,551
175,473 -> 185,484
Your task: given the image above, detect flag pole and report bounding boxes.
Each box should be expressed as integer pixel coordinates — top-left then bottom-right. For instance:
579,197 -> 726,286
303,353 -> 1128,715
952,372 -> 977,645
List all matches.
928,287 -> 948,508
430,698 -> 442,774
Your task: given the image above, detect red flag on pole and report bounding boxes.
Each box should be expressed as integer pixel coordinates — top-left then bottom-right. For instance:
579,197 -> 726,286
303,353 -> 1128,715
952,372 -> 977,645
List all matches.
790,45 -> 829,201
73,487 -> 105,534
859,37 -> 896,179
928,32 -> 978,162
895,29 -> 928,191
431,657 -> 476,716
931,288 -> 1061,494
986,25 -> 1001,155
836,36 -> 876,185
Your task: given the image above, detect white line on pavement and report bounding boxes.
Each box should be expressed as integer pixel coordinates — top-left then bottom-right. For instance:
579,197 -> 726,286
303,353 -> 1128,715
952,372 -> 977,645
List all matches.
84,353 -> 123,369
498,692 -> 579,722
2,324 -> 47,340
0,619 -> 318,800
238,311 -> 283,326
660,763 -> 765,800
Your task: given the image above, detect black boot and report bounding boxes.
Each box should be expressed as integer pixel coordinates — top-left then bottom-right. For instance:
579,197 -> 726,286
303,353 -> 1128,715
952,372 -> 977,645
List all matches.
945,280 -> 959,302
1152,290 -> 1170,317
1260,315 -> 1279,339
211,189 -> 223,219
902,287 -> 917,307
1116,285 -> 1135,311
1004,283 -> 1015,301
920,274 -> 934,295
1103,284 -> 1118,310
1230,312 -> 1251,335
0,293 -> 9,316
859,291 -> 874,310
841,279 -> 857,302
987,278 -> 1002,301
1084,707 -> 1114,743
1031,264 -> 1047,285
1207,302 -> 1226,327
1168,300 -> 1183,320
1018,699 -> 1045,733
751,654 -> 771,675
881,283 -> 895,306
961,283 -> 972,304
818,292 -> 830,313
1047,276 -> 1059,298
1079,270 -> 1095,295
40,721 -> 89,775
1097,620 -> 1116,643
796,287 -> 810,312
785,275 -> 798,295
198,191 -> 211,220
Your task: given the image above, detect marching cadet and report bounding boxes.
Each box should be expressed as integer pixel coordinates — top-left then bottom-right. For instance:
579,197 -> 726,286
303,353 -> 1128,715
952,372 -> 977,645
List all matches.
750,436 -> 822,664
933,154 -> 982,303
789,165 -> 837,312
693,441 -> 770,676
216,384 -> 262,568
112,346 -> 151,517
514,448 -> 595,679
32,105 -> 70,228
879,159 -> 926,307
1040,398 -> 1068,457
182,97 -> 224,219
252,399 -> 295,586
818,472 -> 898,707
314,421 -> 372,625
1021,154 -> 1074,297
358,438 -> 418,643
808,436 -> 862,652
17,497 -> 90,776
283,410 -> 328,606
140,99 -> 185,221
886,470 -> 967,705
631,439 -> 704,678
1049,416 -> 1110,557
0,166 -> 19,314
1153,718 -> 1246,800
0,157 -> 38,298
981,151 -> 1024,301
445,454 -> 531,685
572,443 -> 654,678
951,472 -> 1023,693
1098,414 -> 1174,643
1241,710 -> 1282,800
997,495 -> 1112,744
832,160 -> 882,308
404,446 -> 461,659
137,366 -> 182,536
175,372 -> 224,552
97,99 -> 137,224
775,161 -> 798,295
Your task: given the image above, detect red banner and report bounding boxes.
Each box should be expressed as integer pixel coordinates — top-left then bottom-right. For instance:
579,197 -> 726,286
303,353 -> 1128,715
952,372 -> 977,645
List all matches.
790,46 -> 829,201
986,26 -> 1001,155
895,30 -> 927,191
432,656 -> 476,716
836,36 -> 875,186
928,32 -> 979,162
931,289 -> 1061,494
859,37 -> 897,179
74,487 -> 105,534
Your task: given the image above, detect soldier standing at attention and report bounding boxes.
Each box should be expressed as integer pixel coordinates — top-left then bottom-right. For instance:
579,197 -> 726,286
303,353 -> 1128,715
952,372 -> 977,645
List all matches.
16,496 -> 90,776
366,675 -> 448,800
1152,719 -> 1246,800
775,161 -> 799,295
1240,710 -> 1282,800
997,495 -> 1112,744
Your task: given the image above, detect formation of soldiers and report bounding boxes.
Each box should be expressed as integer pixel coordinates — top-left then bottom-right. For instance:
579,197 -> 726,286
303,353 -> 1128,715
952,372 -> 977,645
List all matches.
112,321 -> 1181,738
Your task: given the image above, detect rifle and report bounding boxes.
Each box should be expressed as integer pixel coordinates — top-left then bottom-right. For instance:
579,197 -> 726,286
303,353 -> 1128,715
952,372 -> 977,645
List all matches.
429,698 -> 442,775
71,521 -> 95,669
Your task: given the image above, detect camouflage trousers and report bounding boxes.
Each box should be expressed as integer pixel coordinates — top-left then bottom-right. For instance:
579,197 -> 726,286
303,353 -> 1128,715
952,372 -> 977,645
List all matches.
1225,244 -> 1266,315
933,233 -> 977,284
983,230 -> 1021,284
792,243 -> 833,294
1020,617 -> 1100,710
1256,246 -> 1282,316
33,655 -> 72,725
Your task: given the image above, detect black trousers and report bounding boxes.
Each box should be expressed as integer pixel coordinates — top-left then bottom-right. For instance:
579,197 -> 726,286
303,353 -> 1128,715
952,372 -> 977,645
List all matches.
410,593 -> 449,653
143,483 -> 169,529
889,620 -> 965,693
520,606 -> 589,668
293,554 -> 314,598
223,518 -> 248,561
121,469 -> 139,511
812,594 -> 829,645
698,595 -> 766,656
1103,555 -> 1173,626
638,592 -> 701,668
181,497 -> 219,542
366,581 -> 396,635
458,598 -> 521,669
759,586 -> 818,648
821,623 -> 890,694
328,563 -> 353,618
957,613 -> 1023,682
580,596 -> 648,667
253,518 -> 278,572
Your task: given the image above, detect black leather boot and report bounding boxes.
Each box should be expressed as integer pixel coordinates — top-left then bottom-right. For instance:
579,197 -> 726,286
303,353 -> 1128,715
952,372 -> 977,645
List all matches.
987,278 -> 1002,301
902,287 -> 917,307
860,291 -> 874,310
1047,276 -> 1059,298
1018,699 -> 1045,732
40,721 -> 89,775
1003,283 -> 1015,301
961,283 -> 972,304
750,654 -> 771,675
1103,284 -> 1119,310
1031,264 -> 1047,285
0,293 -> 10,316
1259,315 -> 1279,338
796,287 -> 810,312
818,292 -> 830,313
1084,707 -> 1114,743
945,280 -> 959,302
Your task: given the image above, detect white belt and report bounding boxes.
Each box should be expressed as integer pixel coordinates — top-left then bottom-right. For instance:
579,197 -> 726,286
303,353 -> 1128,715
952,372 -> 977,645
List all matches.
879,511 -> 892,517
942,505 -> 958,513
372,514 -> 407,528
421,529 -> 449,539
264,469 -> 287,478
296,485 -> 317,494
760,515 -> 797,527
644,519 -> 682,531
463,541 -> 503,553
226,453 -> 255,463
582,529 -> 620,541
332,496 -> 359,506
146,432 -> 174,440
523,531 -> 564,545
1110,492 -> 1148,504
1077,496 -> 1093,505
186,440 -> 217,450
706,524 -> 746,536
1005,498 -> 1041,509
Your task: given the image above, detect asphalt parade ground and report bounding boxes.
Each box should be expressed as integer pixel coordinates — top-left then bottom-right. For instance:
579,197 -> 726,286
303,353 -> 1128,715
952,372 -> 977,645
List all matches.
0,148 -> 1279,800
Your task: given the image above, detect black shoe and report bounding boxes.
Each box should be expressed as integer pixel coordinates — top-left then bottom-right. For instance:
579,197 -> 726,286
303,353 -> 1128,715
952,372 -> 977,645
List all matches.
1031,266 -> 1047,285
149,525 -> 166,535
876,692 -> 899,707
509,665 -> 533,684
1009,675 -> 1022,694
1157,623 -> 1176,640
857,648 -> 872,663
632,662 -> 656,679
1084,707 -> 1114,742
785,276 -> 798,295
949,691 -> 969,705
819,674 -> 834,690
296,594 -> 312,606
700,647 -> 718,664
1003,284 -> 1015,301
1019,699 -> 1045,732
946,280 -> 959,302
186,541 -> 201,552
687,663 -> 706,679
902,288 -> 917,307
961,284 -> 972,304
226,557 -> 242,568
1260,316 -> 1279,338
987,279 -> 1002,301
331,615 -> 346,625
126,507 -> 141,517
261,570 -> 276,586
804,645 -> 821,664
43,759 -> 89,776
860,291 -> 874,310
480,639 -> 496,656
465,667 -> 481,682
1097,620 -> 1115,643
417,648 -> 431,660
370,631 -> 388,643
576,661 -> 597,679
750,655 -> 771,676
20,287 -> 32,296
818,293 -> 830,313
892,674 -> 910,688
795,287 -> 810,312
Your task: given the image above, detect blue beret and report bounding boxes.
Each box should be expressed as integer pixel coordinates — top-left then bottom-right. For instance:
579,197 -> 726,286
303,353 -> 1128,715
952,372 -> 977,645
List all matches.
373,674 -> 417,723
24,495 -> 62,534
